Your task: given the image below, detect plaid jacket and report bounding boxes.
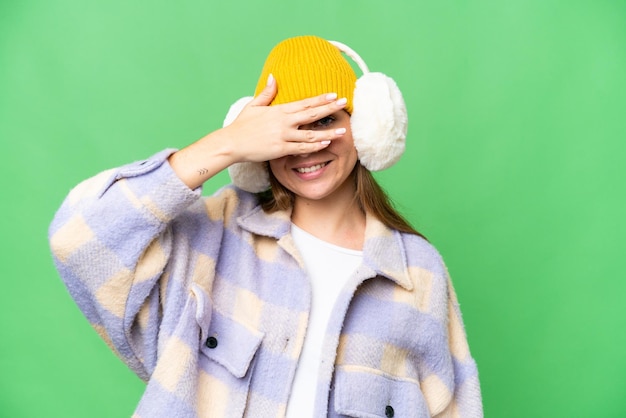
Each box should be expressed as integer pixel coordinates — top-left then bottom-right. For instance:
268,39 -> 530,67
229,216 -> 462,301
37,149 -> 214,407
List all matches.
49,149 -> 482,417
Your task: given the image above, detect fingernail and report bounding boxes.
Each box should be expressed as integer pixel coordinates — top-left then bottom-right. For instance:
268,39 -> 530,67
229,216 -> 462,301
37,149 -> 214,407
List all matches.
336,97 -> 347,106
335,128 -> 346,135
267,73 -> 275,86
326,93 -> 337,101
321,140 -> 331,145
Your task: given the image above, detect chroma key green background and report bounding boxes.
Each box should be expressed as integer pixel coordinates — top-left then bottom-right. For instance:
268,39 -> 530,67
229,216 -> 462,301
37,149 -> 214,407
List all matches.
1,0 -> 625,416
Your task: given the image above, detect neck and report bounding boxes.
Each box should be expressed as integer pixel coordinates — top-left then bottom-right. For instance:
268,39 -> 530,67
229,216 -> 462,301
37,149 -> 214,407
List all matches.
291,179 -> 366,250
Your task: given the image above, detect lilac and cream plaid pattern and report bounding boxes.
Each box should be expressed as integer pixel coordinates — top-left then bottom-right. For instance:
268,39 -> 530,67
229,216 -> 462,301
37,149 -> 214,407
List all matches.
49,150 -> 482,417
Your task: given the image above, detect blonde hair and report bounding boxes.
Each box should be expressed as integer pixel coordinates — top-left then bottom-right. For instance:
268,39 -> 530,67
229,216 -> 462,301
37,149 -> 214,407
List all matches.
258,163 -> 425,239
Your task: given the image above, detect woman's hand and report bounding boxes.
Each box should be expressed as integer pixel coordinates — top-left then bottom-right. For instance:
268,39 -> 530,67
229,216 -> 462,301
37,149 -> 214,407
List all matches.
224,74 -> 348,163
168,74 -> 347,190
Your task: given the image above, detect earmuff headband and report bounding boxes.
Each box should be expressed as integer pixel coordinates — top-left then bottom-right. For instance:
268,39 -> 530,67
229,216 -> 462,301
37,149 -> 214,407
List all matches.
328,41 -> 370,74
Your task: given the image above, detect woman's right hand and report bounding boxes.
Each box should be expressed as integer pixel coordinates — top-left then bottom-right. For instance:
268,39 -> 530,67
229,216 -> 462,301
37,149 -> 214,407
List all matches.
168,74 -> 348,190
223,74 -> 348,163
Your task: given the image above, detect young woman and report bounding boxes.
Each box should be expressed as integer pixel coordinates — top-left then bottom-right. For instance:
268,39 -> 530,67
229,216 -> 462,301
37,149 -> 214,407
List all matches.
49,36 -> 482,417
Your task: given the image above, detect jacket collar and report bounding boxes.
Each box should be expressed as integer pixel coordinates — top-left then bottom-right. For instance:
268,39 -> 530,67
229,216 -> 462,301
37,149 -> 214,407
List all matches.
237,205 -> 413,291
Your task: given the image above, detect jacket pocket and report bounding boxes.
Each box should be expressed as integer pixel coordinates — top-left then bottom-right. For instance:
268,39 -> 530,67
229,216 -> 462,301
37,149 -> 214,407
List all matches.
192,284 -> 264,378
333,365 -> 430,418
199,309 -> 263,378
191,285 -> 264,418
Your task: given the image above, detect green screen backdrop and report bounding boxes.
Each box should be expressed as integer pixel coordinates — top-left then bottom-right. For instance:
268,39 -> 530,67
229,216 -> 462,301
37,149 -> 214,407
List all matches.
1,0 -> 625,416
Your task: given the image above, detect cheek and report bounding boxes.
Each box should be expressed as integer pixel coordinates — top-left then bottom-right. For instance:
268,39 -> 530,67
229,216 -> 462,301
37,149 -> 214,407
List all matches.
268,158 -> 284,173
337,137 -> 358,163
268,158 -> 288,183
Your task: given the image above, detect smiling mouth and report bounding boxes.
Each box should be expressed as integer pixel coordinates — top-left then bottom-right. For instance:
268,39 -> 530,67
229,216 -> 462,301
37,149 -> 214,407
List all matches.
295,162 -> 328,174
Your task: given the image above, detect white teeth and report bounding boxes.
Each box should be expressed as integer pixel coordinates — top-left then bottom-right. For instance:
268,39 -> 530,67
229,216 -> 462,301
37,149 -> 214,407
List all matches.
296,163 -> 327,173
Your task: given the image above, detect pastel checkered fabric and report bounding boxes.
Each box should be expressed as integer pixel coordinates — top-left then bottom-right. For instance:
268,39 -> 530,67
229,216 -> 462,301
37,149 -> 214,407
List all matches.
49,149 -> 482,417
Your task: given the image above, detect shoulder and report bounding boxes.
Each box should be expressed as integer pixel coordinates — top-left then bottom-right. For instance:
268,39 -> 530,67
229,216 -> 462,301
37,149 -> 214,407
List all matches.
398,232 -> 447,278
396,232 -> 455,321
177,185 -> 262,230
161,186 -> 264,259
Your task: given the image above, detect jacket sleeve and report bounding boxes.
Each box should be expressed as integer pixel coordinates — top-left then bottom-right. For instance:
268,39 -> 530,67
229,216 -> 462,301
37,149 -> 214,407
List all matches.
48,149 -> 203,380
405,234 -> 483,417
433,274 -> 483,418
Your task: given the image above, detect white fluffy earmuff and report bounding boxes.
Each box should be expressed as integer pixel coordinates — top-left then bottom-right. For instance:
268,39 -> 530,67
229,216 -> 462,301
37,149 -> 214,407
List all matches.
329,41 -> 408,172
223,40 -> 408,193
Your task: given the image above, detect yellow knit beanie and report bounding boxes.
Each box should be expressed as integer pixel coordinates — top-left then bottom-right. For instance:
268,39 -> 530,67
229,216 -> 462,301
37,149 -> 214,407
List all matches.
253,36 -> 357,114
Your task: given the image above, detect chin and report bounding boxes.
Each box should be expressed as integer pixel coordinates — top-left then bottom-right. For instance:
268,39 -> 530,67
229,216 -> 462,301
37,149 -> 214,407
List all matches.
293,189 -> 331,201
290,181 -> 340,200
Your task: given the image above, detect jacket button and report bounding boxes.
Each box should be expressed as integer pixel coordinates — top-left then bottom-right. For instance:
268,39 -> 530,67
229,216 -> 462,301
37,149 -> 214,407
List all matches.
205,336 -> 218,349
385,405 -> 394,417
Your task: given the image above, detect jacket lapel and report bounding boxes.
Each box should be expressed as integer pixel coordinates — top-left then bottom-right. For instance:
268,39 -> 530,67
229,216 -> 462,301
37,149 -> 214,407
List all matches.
237,204 -> 412,291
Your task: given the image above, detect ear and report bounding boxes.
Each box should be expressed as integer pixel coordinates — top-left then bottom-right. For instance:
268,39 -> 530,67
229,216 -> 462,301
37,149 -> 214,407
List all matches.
222,96 -> 271,193
350,72 -> 407,171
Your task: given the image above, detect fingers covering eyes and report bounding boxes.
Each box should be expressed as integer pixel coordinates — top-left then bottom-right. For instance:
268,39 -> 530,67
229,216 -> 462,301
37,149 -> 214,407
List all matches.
291,127 -> 344,143
290,140 -> 331,155
283,93 -> 345,116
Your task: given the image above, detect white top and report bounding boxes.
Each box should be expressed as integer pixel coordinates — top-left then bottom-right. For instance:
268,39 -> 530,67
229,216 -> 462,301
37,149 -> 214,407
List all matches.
285,224 -> 363,417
